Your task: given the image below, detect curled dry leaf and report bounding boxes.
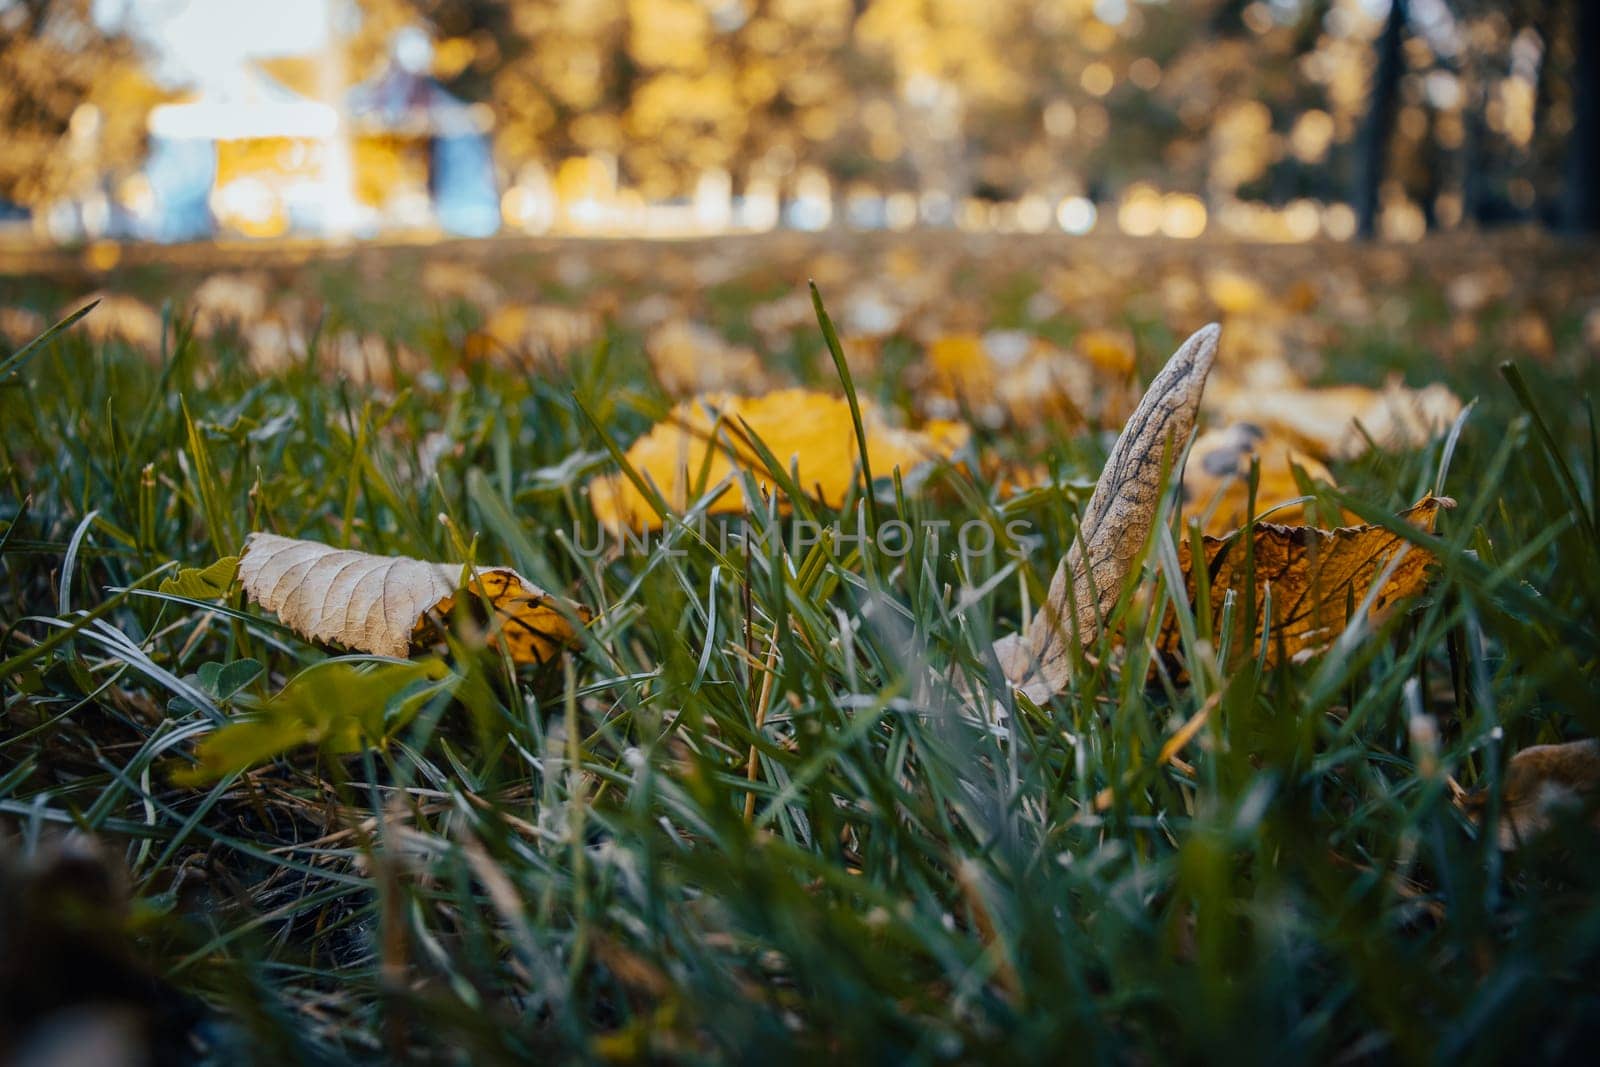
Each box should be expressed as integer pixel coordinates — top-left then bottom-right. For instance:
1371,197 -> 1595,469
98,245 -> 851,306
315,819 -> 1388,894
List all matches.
587,389 -> 969,531
1161,495 -> 1452,668
1464,738 -> 1600,850
995,323 -> 1221,704
237,533 -> 589,664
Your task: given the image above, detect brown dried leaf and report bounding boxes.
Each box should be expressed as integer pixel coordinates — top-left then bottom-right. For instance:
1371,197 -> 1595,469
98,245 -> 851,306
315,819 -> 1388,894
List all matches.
996,323 -> 1221,703
237,533 -> 588,663
1162,495 -> 1451,668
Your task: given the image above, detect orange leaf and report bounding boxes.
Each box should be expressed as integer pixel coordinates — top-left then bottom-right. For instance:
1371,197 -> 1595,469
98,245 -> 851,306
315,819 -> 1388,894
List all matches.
1163,495 -> 1451,668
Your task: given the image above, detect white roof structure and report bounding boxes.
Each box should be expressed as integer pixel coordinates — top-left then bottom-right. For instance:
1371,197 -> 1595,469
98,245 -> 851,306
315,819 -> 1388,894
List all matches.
148,66 -> 337,141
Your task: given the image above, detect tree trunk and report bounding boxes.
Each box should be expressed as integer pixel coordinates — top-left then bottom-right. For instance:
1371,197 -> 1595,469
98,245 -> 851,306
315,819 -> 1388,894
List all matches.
1563,0 -> 1600,233
1353,0 -> 1408,240
1462,69 -> 1490,226
1210,0 -> 1251,36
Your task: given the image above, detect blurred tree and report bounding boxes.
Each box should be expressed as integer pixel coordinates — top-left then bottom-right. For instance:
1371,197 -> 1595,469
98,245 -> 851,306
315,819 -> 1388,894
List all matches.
0,0 -> 155,208
370,0 -> 1590,235
1352,0 -> 1408,238
1563,0 -> 1597,232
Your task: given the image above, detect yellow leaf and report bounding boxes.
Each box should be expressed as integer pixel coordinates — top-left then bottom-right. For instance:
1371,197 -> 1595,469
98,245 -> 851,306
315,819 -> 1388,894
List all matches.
1204,269 -> 1269,316
159,555 -> 241,600
917,331 -> 1111,430
587,389 -> 969,531
176,658 -> 452,784
925,333 -> 989,400
464,304 -> 600,369
237,533 -> 589,664
1074,328 -> 1136,377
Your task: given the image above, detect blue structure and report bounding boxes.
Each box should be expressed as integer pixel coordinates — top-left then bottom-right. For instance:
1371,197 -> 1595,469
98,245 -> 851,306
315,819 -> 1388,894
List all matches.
142,137 -> 216,242
347,63 -> 500,238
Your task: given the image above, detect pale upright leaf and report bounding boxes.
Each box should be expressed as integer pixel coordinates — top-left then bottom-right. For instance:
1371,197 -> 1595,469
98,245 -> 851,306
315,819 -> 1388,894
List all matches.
996,323 -> 1221,703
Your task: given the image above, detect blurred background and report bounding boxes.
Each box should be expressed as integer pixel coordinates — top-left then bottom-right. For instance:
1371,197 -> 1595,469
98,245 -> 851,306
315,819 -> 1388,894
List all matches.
1,0 -> 1594,248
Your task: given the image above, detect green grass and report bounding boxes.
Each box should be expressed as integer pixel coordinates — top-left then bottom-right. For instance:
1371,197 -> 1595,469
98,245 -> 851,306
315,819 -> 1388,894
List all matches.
3,241 -> 1600,1064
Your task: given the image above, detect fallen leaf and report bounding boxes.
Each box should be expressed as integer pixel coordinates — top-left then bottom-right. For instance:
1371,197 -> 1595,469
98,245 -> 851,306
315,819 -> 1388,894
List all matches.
812,333 -> 883,383
1464,738 -> 1600,850
1506,310 -> 1555,360
914,330 -> 1122,430
62,293 -> 163,351
1074,328 -> 1137,377
0,306 -> 48,349
646,320 -> 770,396
324,331 -> 426,391
188,272 -> 270,336
1181,423 -> 1343,534
419,261 -> 501,310
1209,376 -> 1463,460
920,332 -> 993,407
236,533 -> 588,663
1163,495 -> 1451,668
587,389 -> 969,530
1204,268 -> 1270,316
995,323 -> 1221,704
750,290 -> 820,346
242,318 -> 307,377
465,304 -> 600,369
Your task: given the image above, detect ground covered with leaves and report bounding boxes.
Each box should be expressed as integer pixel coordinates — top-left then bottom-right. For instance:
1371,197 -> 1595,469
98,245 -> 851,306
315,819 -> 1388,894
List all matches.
3,233 -> 1600,1063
